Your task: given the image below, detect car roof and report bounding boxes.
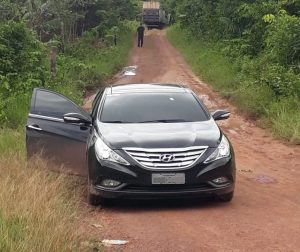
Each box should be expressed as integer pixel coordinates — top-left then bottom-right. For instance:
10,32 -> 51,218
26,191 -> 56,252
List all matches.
107,83 -> 189,95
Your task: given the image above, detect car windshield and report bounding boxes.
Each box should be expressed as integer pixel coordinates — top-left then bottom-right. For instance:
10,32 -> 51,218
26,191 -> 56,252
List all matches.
99,93 -> 209,123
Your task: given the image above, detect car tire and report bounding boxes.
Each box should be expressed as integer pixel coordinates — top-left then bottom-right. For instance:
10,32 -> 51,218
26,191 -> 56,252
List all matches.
218,191 -> 234,202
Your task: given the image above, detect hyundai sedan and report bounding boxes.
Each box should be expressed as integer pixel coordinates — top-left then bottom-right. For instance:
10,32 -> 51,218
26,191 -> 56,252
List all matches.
26,84 -> 236,205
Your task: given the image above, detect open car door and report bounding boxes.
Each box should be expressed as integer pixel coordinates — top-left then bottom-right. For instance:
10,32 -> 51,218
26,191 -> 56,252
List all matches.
26,88 -> 91,176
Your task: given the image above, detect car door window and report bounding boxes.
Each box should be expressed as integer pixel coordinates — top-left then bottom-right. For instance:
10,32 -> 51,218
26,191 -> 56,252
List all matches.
31,89 -> 83,119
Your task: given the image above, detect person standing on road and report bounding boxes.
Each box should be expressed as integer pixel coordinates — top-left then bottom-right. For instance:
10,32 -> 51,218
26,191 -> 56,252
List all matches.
137,23 -> 145,47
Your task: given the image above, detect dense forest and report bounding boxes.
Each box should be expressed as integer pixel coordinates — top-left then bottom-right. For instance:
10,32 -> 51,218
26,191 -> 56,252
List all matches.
164,0 -> 300,142
0,0 -> 140,127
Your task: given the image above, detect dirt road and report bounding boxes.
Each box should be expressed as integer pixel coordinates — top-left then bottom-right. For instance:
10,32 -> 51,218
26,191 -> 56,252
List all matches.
80,30 -> 300,251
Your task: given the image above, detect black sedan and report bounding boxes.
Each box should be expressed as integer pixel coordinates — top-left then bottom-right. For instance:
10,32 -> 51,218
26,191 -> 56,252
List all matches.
26,84 -> 236,205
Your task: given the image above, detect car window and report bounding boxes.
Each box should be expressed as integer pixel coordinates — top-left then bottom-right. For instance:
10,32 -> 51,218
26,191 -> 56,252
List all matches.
32,89 -> 82,119
100,93 -> 209,123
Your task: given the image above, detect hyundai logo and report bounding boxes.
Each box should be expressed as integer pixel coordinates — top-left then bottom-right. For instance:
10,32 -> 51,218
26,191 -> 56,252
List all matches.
160,154 -> 175,163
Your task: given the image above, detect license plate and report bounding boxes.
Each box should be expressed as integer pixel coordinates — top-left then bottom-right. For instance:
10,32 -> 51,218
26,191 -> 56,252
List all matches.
152,173 -> 185,185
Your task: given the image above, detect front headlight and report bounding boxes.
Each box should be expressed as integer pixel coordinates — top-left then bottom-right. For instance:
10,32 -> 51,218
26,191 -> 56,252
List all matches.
95,137 -> 129,165
204,135 -> 230,163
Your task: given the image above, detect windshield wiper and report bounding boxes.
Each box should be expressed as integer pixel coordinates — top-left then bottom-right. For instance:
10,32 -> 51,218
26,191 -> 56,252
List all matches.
101,120 -> 132,123
102,119 -> 189,123
138,119 -> 189,123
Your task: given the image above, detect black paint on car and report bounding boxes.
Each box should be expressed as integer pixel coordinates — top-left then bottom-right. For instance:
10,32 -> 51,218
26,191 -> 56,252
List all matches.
26,84 -> 236,205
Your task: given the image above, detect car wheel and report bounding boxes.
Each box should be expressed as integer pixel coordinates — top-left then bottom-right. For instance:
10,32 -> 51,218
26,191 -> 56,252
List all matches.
218,191 -> 234,202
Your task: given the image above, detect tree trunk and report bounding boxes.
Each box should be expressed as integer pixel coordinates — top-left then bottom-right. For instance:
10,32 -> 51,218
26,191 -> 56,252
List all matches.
82,22 -> 85,36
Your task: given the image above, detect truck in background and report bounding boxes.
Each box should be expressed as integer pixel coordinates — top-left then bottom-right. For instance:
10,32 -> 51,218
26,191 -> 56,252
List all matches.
143,1 -> 169,29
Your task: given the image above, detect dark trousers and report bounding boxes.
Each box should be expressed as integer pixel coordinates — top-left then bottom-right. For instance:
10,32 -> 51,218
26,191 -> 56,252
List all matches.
138,35 -> 144,47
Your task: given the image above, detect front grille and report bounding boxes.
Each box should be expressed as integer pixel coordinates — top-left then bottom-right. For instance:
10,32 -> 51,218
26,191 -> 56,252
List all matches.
123,146 -> 207,170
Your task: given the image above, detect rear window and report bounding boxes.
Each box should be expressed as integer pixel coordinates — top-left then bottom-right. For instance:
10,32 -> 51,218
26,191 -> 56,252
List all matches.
100,93 -> 209,123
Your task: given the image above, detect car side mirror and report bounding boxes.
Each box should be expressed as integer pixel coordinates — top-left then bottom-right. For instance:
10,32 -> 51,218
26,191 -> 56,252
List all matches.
63,113 -> 91,125
212,110 -> 230,121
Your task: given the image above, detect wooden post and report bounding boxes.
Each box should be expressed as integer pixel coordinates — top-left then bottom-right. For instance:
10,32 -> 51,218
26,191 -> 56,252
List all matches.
61,21 -> 65,53
50,46 -> 57,80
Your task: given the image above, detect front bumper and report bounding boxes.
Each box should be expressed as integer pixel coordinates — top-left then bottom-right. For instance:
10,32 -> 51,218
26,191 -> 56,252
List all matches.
88,147 -> 236,200
90,183 -> 234,199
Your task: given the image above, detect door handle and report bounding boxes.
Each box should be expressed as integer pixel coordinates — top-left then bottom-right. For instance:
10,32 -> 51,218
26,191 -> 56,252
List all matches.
27,125 -> 42,131
80,126 -> 89,131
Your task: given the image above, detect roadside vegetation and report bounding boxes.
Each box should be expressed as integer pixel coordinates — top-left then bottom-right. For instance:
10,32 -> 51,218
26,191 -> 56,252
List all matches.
165,0 -> 300,143
0,150 -> 81,251
0,0 -> 139,250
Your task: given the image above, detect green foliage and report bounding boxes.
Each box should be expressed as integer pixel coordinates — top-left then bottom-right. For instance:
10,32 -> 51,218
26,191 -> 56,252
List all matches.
232,82 -> 275,117
167,0 -> 300,65
168,26 -> 237,93
0,22 -> 46,94
165,0 -> 300,143
54,22 -> 134,94
264,13 -> 300,67
0,22 -> 47,126
1,94 -> 31,129
0,24 -> 134,128
269,98 -> 300,143
168,25 -> 300,143
0,1 -> 21,21
258,63 -> 300,97
0,2 -> 137,128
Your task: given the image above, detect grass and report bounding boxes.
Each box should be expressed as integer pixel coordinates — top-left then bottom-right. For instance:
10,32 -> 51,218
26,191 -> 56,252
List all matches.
167,25 -> 300,144
0,130 -> 83,251
167,26 -> 237,95
0,129 -> 25,154
1,95 -> 31,129
57,25 -> 135,95
269,98 -> 300,143
82,30 -> 134,82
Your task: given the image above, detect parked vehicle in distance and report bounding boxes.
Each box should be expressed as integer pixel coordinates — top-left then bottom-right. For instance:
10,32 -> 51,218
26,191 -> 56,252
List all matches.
143,1 -> 169,29
26,84 -> 236,205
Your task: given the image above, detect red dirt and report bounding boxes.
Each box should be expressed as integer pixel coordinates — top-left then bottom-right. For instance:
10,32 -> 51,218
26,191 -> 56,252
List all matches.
79,30 -> 300,252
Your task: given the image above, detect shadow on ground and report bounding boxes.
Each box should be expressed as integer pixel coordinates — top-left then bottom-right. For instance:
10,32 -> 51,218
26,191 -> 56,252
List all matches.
97,196 -> 231,212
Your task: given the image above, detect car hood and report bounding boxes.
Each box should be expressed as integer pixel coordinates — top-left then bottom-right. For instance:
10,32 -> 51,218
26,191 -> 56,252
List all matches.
97,119 -> 221,149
